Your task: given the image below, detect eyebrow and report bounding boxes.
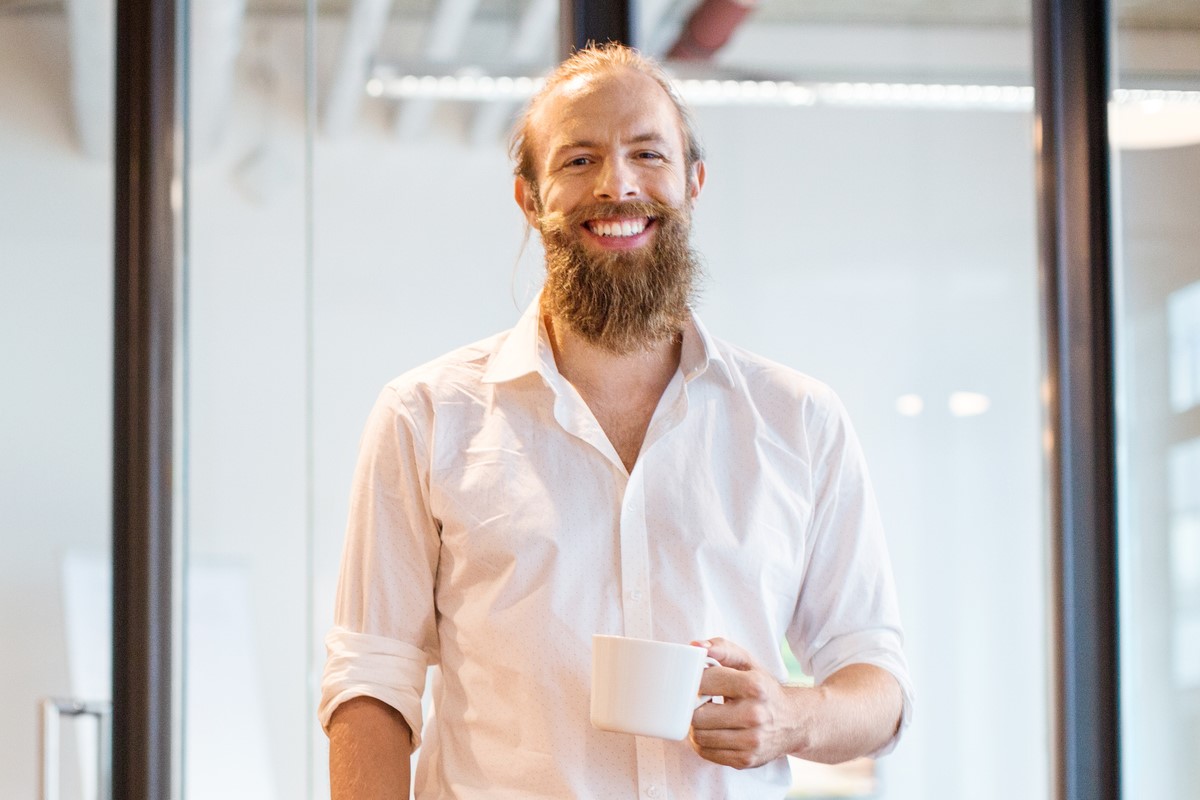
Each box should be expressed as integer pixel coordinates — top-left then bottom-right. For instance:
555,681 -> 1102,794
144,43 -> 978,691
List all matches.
550,132 -> 671,155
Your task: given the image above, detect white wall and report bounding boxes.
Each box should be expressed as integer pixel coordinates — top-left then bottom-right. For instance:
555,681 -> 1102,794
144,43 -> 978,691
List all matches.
2,9 -> 1129,800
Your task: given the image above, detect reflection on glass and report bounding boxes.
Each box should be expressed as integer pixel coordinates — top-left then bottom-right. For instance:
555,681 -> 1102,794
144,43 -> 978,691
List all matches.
1169,439 -> 1200,689
1169,281 -> 1200,413
1114,8 -> 1200,797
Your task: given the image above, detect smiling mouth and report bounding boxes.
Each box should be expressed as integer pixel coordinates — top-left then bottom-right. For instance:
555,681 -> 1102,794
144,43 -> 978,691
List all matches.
584,217 -> 653,238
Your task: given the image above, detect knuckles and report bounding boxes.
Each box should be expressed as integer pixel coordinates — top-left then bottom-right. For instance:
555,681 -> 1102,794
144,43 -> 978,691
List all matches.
688,654 -> 787,772
743,704 -> 771,728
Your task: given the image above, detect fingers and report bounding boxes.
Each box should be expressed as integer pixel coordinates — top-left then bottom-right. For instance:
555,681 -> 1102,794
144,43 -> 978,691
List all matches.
689,724 -> 769,753
698,662 -> 776,701
688,723 -> 778,770
687,747 -> 762,770
692,688 -> 774,731
685,638 -> 794,771
691,637 -> 756,671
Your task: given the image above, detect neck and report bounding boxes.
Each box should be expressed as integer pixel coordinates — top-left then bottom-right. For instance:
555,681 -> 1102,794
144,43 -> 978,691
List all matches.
544,313 -> 682,405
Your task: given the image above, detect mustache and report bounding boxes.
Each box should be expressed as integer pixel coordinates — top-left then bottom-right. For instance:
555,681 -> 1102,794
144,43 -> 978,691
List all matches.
539,200 -> 686,234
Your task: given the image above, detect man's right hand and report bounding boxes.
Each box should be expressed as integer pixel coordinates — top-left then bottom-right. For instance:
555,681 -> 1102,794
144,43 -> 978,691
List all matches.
328,696 -> 413,799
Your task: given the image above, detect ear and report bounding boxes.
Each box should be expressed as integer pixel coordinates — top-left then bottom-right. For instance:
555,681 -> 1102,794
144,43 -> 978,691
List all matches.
514,177 -> 541,228
688,160 -> 706,207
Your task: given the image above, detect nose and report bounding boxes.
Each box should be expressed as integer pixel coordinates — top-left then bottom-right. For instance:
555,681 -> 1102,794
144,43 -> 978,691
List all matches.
594,158 -> 639,202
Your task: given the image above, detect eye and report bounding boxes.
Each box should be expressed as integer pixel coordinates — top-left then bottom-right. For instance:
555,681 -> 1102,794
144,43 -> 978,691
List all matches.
636,151 -> 665,161
565,155 -> 592,167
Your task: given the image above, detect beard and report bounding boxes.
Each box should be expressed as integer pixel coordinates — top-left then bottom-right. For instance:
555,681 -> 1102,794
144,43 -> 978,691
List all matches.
537,198 -> 703,355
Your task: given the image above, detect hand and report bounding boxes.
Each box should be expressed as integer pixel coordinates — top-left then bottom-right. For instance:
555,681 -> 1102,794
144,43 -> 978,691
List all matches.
688,637 -> 804,770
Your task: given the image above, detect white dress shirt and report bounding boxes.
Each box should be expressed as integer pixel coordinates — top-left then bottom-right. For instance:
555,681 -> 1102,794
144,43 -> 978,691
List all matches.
320,297 -> 913,799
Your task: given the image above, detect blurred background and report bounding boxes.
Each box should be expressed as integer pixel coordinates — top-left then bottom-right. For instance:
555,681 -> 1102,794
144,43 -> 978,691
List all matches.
1,0 -> 1197,797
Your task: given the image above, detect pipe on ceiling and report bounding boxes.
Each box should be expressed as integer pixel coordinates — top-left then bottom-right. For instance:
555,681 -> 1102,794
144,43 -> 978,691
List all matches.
666,0 -> 757,61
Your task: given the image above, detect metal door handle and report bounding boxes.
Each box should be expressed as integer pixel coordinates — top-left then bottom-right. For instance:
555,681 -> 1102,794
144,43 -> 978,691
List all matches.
40,697 -> 112,800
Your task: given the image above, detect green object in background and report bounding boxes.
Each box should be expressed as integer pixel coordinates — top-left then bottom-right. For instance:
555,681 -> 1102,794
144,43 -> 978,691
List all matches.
781,640 -> 814,686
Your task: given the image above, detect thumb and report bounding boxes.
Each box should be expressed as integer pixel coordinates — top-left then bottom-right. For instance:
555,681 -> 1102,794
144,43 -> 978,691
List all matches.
692,636 -> 756,671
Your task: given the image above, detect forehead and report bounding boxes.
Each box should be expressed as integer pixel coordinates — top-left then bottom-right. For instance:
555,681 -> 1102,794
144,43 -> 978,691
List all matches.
531,67 -> 685,157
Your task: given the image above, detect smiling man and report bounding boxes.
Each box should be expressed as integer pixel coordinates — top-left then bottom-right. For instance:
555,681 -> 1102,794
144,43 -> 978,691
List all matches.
321,44 -> 913,799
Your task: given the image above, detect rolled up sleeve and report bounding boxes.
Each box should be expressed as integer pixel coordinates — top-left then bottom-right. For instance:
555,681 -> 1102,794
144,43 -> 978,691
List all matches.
789,390 -> 914,757
319,626 -> 430,748
319,386 -> 441,750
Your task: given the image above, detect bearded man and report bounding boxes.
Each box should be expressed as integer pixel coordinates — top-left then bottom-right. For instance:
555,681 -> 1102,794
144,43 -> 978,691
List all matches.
321,44 -> 913,799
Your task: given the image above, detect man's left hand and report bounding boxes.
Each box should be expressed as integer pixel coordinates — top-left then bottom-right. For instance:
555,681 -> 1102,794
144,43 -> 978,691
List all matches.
688,637 -> 807,770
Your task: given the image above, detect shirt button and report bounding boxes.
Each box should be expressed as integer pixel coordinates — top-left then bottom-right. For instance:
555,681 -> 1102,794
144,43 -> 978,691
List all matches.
630,589 -> 644,602
645,786 -> 660,798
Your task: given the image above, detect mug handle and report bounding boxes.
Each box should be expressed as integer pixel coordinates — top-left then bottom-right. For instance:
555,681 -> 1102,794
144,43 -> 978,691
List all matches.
694,656 -> 722,708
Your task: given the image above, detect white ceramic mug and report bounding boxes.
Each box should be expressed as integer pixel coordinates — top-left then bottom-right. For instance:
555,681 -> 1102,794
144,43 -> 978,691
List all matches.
590,634 -> 720,741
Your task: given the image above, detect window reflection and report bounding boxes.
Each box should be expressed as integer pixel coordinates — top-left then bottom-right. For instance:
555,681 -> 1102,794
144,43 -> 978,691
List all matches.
1169,438 -> 1200,688
1169,281 -> 1200,413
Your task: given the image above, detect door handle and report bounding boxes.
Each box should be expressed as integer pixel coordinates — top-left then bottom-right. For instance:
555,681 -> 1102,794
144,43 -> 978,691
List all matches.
40,697 -> 112,800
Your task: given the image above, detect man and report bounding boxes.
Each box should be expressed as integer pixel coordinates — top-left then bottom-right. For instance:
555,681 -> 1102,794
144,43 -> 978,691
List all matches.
321,44 -> 912,798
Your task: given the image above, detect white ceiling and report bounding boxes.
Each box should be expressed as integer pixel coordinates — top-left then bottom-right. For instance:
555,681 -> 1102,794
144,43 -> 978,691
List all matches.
3,0 -> 1200,29
5,0 -> 1196,152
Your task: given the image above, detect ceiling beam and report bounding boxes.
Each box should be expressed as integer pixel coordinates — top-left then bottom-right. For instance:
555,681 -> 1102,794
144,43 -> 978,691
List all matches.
394,0 -> 483,139
666,0 -> 756,60
467,0 -> 557,146
324,0 -> 396,137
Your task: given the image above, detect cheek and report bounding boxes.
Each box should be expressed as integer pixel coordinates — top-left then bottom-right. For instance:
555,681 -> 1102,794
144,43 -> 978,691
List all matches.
649,180 -> 688,209
540,184 -> 584,218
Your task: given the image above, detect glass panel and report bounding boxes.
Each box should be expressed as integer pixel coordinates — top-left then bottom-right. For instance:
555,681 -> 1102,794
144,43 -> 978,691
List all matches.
307,4 -> 1047,800
698,15 -> 1047,800
310,4 -> 561,795
0,2 -> 113,798
1113,5 -> 1200,795
181,3 -> 311,798
163,2 -> 1083,796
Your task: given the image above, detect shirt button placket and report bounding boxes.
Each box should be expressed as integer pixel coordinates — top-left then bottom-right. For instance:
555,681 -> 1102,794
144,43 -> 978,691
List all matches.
623,469 -> 666,798
619,470 -> 653,641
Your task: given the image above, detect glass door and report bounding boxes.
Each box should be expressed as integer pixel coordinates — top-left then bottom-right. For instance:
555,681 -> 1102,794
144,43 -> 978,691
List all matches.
1112,5 -> 1200,797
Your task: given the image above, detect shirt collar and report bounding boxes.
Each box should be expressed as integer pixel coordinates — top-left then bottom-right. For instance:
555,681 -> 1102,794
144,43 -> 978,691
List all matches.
481,292 -> 552,385
482,291 -> 734,389
682,312 -> 734,389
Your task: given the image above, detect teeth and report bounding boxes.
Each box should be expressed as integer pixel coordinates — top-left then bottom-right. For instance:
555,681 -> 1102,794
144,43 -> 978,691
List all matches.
591,218 -> 648,237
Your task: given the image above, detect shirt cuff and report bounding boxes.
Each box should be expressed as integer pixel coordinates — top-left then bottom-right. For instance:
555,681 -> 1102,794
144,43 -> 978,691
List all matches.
807,629 -> 915,758
319,625 -> 430,751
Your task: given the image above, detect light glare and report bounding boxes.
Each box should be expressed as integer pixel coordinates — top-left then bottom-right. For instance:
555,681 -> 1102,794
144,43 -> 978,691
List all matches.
896,394 -> 924,417
949,392 -> 991,417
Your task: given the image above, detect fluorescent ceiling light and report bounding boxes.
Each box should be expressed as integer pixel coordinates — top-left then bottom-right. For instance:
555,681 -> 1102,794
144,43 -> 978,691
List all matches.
1109,90 -> 1200,149
366,68 -> 1200,116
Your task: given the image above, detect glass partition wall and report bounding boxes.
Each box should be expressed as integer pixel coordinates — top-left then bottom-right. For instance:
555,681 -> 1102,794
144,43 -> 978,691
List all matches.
301,3 -> 1049,798
686,15 -> 1047,800
0,3 -> 114,799
0,1 -> 1048,798
1113,5 -> 1200,798
15,1 -> 1198,798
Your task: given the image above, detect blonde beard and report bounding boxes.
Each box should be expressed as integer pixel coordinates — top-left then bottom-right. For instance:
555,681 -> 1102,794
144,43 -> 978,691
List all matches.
537,200 -> 703,355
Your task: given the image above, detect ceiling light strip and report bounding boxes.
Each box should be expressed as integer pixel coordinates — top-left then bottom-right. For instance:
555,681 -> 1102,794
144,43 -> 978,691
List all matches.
365,71 -> 1200,110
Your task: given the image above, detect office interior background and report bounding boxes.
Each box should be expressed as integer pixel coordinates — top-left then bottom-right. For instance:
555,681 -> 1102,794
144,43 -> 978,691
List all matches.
1,0 -> 1198,797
